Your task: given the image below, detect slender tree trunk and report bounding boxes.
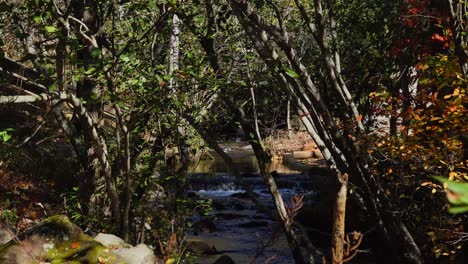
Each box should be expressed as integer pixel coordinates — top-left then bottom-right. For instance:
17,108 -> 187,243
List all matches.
447,0 -> 467,77
168,13 -> 189,172
332,173 -> 348,264
115,105 -> 131,241
66,93 -> 121,224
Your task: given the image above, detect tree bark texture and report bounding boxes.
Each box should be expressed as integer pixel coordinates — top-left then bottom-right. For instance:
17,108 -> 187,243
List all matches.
332,173 -> 348,264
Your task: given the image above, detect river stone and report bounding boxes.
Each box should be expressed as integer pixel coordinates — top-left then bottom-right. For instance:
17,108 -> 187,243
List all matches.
0,222 -> 13,245
95,233 -> 131,249
186,240 -> 218,255
239,220 -> 268,228
114,244 -> 155,264
215,213 -> 245,220
230,191 -> 259,199
212,199 -> 226,210
0,215 -> 117,263
213,255 -> 236,264
193,218 -> 216,233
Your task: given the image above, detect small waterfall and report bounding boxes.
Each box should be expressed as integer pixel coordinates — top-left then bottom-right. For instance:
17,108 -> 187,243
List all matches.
187,173 -> 316,198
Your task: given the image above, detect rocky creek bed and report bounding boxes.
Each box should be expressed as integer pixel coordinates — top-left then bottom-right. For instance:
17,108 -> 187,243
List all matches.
187,172 -> 321,263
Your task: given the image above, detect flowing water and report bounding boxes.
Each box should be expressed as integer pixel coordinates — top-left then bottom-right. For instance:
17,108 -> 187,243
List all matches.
186,145 -> 317,263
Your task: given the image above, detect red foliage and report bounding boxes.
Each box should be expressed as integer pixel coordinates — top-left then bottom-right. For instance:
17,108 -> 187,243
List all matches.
391,0 -> 452,58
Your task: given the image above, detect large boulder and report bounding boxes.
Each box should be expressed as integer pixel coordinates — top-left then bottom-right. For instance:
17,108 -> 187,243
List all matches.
0,215 -> 158,264
94,234 -> 156,264
95,233 -> 131,249
0,215 -> 118,263
114,244 -> 155,264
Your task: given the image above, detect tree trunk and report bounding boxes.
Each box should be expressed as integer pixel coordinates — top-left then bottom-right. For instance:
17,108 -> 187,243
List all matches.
332,173 -> 348,264
287,98 -> 293,138
168,12 -> 189,172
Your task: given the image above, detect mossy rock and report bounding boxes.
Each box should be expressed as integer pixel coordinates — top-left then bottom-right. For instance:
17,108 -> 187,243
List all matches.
0,215 -> 124,264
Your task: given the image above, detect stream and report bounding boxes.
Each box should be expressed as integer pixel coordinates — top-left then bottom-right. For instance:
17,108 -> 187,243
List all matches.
186,145 -> 318,263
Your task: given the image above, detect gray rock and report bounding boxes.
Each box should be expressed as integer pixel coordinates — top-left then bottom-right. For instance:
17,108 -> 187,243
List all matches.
95,233 -> 130,249
115,244 -> 156,264
213,255 -> 236,264
0,223 -> 13,245
186,240 -> 218,255
193,218 -> 216,233
0,215 -> 116,263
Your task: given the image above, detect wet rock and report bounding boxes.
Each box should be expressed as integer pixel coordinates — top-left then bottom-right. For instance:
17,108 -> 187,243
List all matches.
231,200 -> 247,210
94,234 -> 156,264
212,199 -> 226,210
187,191 -> 199,198
193,218 -> 217,233
230,191 -> 259,199
0,215 -> 116,263
95,233 -> 131,249
0,222 -> 13,245
241,173 -> 258,178
216,213 -> 245,220
186,240 -> 218,255
115,243 -> 155,264
213,255 -> 236,264
239,221 -> 268,228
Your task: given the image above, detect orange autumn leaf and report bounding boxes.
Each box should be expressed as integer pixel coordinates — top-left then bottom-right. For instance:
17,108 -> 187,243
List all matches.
71,242 -> 80,249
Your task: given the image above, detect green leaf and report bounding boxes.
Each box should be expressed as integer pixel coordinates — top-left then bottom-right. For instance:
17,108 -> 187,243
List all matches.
121,55 -> 130,63
284,68 -> 299,79
449,206 -> 468,214
45,25 -> 58,33
84,67 -> 96,75
432,176 -> 468,196
1,133 -> 12,142
432,175 -> 468,211
194,16 -> 205,24
33,15 -> 42,23
48,83 -> 56,91
91,48 -> 101,58
0,128 -> 13,142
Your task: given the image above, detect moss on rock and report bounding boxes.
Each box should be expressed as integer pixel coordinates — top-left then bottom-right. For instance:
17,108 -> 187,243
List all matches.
0,215 -> 125,264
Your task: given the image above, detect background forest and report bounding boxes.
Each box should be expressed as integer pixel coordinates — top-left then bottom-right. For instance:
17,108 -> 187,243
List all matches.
0,0 -> 466,263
